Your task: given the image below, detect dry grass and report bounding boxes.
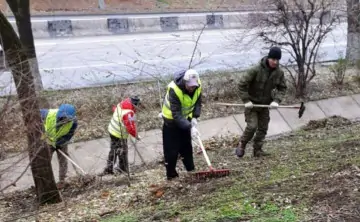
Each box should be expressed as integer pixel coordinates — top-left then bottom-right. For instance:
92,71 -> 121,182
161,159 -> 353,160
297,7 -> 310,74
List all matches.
1,66 -> 360,154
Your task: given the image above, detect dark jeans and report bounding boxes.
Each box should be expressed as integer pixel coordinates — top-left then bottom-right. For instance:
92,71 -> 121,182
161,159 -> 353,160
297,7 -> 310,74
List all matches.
162,122 -> 195,180
106,134 -> 129,173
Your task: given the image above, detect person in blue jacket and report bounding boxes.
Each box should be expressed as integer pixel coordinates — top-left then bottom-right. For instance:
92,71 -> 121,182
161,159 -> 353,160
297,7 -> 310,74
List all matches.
40,104 -> 78,186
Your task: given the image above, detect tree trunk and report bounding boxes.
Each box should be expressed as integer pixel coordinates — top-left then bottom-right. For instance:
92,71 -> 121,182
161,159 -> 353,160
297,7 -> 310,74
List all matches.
0,10 -> 61,205
346,0 -> 360,63
6,0 -> 50,108
295,64 -> 307,98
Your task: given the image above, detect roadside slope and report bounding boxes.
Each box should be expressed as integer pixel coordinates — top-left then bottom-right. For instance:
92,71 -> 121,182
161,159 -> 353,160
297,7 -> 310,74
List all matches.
1,116 -> 360,221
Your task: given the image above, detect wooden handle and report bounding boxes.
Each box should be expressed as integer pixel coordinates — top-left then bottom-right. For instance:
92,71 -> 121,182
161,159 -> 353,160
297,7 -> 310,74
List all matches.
196,135 -> 213,169
214,102 -> 300,109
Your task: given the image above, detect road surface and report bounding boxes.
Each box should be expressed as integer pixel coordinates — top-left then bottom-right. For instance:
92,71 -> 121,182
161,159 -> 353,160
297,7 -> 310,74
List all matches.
0,23 -> 347,96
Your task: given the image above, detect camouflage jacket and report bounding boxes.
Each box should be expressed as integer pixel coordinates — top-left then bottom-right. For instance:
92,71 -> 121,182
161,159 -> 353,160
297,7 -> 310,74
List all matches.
238,56 -> 287,105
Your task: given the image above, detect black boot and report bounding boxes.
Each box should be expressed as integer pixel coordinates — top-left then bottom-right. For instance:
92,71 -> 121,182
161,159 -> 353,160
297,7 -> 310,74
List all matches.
253,143 -> 270,157
100,167 -> 114,176
235,141 -> 247,158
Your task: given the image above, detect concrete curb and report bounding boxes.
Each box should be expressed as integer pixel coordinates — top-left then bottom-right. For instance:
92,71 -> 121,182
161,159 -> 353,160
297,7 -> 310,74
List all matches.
8,10 -> 347,39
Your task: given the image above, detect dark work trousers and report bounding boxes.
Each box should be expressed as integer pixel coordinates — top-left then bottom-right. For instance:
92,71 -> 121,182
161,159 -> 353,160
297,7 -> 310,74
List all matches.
162,122 -> 195,180
106,134 -> 129,173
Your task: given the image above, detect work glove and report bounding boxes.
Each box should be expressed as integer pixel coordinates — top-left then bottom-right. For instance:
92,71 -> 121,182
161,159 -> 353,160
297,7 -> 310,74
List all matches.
130,135 -> 141,144
244,101 -> 253,109
191,126 -> 200,138
191,118 -> 198,127
158,112 -> 163,118
270,101 -> 279,109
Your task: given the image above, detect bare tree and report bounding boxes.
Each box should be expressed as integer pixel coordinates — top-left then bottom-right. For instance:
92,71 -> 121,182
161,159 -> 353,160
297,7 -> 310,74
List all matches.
257,0 -> 340,97
5,0 -> 49,108
0,10 -> 61,204
346,0 -> 360,63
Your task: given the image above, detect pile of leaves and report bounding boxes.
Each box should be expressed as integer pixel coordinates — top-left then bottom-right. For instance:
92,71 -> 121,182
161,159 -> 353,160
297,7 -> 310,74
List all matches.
1,116 -> 360,221
302,115 -> 353,131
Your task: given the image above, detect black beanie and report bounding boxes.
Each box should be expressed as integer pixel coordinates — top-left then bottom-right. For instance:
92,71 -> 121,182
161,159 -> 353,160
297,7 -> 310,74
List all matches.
130,96 -> 141,106
268,47 -> 282,60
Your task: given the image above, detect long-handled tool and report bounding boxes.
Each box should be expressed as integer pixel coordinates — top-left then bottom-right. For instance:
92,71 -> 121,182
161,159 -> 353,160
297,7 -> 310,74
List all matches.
57,149 -> 87,175
193,135 -> 230,180
56,149 -> 95,186
214,102 -> 306,119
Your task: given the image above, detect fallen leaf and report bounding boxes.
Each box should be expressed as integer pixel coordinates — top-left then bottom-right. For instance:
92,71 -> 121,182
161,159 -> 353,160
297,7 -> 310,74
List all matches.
155,190 -> 165,198
101,191 -> 110,199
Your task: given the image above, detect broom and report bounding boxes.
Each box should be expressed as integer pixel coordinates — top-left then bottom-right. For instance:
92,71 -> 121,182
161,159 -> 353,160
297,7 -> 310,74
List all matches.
192,135 -> 230,180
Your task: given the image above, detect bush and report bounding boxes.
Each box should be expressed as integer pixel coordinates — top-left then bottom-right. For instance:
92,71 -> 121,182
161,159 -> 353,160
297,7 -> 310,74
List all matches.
329,57 -> 348,86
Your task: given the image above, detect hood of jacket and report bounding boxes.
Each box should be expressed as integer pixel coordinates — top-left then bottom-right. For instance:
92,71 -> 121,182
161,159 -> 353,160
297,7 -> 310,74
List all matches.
173,70 -> 199,94
120,98 -> 136,113
57,104 -> 76,119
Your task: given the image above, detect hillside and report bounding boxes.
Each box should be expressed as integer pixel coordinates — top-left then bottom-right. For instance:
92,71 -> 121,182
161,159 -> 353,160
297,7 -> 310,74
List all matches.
1,116 -> 360,221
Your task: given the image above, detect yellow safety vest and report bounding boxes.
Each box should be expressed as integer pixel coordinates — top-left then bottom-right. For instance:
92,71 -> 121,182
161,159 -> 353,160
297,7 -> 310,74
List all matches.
43,109 -> 73,147
108,104 -> 133,139
161,80 -> 201,120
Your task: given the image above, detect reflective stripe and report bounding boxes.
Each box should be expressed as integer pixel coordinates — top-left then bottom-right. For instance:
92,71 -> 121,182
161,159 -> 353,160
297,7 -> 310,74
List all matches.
161,80 -> 201,120
108,105 -> 132,139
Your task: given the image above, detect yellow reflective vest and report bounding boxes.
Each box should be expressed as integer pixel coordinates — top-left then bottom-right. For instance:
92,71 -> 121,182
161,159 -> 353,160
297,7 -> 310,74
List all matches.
43,109 -> 73,147
161,80 -> 201,120
108,104 -> 133,139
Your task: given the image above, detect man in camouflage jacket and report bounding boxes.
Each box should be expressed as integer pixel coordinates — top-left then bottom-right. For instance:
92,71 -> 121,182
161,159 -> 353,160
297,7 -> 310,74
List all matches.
235,46 -> 287,158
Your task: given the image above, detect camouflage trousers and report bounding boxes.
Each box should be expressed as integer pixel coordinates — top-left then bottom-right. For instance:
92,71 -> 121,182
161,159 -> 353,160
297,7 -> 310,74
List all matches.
240,107 -> 270,149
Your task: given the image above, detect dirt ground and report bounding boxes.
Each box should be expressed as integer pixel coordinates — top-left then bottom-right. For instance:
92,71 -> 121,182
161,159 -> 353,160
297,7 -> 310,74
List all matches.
1,115 -> 360,221
0,0 -> 264,15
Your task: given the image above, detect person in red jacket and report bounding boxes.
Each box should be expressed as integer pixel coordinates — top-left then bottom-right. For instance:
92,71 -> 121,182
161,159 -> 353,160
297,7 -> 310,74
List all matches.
102,96 -> 141,175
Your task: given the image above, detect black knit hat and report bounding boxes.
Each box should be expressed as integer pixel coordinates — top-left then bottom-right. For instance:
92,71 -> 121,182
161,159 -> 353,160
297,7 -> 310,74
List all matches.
130,96 -> 141,106
268,47 -> 282,60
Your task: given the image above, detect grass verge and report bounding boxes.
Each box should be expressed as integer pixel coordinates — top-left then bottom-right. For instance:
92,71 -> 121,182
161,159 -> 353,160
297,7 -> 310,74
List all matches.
1,67 -> 360,154
1,116 -> 360,221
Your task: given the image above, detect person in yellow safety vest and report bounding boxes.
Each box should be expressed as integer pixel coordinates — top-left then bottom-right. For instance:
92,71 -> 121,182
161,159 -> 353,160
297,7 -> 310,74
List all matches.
102,96 -> 141,175
160,69 -> 202,180
40,104 -> 78,187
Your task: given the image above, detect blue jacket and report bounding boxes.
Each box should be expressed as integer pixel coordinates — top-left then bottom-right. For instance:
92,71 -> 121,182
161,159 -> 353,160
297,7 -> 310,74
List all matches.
40,104 -> 78,146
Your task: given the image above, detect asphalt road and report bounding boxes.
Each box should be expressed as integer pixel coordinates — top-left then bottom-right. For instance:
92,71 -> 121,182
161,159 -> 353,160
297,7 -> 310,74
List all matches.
0,23 -> 347,96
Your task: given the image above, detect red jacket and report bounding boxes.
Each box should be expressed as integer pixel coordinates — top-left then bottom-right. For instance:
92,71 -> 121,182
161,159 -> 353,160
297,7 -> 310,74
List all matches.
112,98 -> 138,138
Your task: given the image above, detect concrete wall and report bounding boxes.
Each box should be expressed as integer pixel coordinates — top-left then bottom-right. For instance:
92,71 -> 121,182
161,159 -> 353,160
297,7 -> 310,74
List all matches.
7,10 -> 347,39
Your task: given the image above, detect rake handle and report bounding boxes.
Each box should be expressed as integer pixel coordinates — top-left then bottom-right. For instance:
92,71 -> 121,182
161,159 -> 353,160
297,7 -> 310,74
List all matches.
215,102 -> 301,109
57,149 -> 87,175
196,135 -> 214,171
